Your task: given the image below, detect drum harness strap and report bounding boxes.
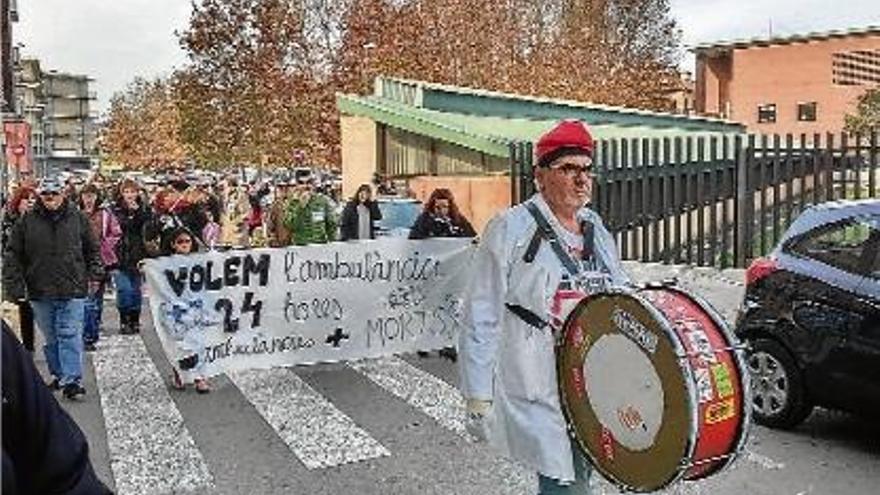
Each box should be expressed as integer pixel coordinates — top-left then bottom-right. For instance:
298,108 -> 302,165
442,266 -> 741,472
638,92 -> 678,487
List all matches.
504,203 -> 594,330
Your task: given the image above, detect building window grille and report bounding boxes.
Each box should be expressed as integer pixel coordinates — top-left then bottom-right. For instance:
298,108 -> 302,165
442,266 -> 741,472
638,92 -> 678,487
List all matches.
832,49 -> 880,86
797,102 -> 817,122
758,103 -> 776,124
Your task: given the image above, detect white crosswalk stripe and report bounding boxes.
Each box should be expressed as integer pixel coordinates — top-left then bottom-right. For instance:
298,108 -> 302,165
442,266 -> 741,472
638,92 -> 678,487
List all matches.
228,366 -> 391,469
92,335 -> 214,495
349,356 -> 470,437
349,356 -> 537,493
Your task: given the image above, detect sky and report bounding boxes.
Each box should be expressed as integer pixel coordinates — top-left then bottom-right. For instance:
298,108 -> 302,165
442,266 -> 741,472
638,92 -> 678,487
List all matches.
14,0 -> 880,114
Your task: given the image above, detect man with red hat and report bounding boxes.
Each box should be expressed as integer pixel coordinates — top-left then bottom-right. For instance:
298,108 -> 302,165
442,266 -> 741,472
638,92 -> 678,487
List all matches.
459,120 -> 630,494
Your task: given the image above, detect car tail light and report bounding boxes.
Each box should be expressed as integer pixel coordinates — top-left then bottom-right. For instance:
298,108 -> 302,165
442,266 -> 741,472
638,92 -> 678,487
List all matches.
745,257 -> 779,286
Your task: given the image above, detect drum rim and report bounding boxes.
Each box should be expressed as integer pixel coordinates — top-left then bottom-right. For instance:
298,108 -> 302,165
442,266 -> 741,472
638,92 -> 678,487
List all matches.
658,285 -> 753,476
557,288 -> 700,493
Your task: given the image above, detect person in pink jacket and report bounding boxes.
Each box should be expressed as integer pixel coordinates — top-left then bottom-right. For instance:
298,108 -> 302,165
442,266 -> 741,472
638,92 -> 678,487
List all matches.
201,206 -> 222,250
79,183 -> 122,351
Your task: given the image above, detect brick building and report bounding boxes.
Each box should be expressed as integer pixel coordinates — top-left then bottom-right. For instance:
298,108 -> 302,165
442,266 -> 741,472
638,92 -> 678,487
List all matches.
694,26 -> 880,134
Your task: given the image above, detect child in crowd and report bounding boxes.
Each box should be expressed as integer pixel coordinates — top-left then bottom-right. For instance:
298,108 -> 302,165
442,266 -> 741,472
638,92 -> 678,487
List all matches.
165,227 -> 211,394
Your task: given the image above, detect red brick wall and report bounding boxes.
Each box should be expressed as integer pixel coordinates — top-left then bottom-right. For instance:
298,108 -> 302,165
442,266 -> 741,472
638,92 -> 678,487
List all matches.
696,53 -> 733,117
696,34 -> 880,135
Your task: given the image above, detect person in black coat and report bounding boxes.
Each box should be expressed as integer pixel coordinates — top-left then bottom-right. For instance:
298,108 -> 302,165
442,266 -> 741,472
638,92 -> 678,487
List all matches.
2,320 -> 112,495
3,184 -> 104,302
339,184 -> 382,241
112,178 -> 154,335
3,179 -> 104,400
408,188 -> 476,240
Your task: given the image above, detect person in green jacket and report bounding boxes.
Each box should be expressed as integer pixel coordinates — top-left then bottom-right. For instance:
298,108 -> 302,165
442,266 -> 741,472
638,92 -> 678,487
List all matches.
283,184 -> 338,245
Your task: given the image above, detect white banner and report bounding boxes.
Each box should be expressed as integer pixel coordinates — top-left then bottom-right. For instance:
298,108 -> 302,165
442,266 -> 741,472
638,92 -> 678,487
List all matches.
144,238 -> 475,377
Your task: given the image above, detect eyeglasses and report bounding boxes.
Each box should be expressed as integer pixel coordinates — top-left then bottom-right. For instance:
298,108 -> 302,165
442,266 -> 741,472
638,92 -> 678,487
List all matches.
550,162 -> 594,178
174,238 -> 193,245
39,191 -> 61,197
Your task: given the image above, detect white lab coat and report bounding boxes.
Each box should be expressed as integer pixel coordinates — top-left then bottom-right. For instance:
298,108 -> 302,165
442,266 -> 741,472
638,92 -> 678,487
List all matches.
459,194 -> 629,482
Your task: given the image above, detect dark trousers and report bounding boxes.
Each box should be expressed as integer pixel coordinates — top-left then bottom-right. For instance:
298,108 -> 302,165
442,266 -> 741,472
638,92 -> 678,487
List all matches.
18,300 -> 35,351
83,279 -> 106,344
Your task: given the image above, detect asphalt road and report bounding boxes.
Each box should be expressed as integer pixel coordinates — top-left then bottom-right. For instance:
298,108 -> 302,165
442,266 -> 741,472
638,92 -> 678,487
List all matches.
25,262 -> 878,495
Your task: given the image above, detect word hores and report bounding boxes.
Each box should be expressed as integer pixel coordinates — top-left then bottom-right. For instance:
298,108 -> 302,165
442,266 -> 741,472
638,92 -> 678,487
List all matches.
284,293 -> 343,322
165,253 -> 270,298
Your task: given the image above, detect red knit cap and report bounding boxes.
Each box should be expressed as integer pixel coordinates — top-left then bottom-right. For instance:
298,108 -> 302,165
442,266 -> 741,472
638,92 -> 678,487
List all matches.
535,119 -> 594,168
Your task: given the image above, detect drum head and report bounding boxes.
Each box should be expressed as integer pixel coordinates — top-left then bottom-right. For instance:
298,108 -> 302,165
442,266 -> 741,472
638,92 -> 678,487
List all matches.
558,292 -> 696,492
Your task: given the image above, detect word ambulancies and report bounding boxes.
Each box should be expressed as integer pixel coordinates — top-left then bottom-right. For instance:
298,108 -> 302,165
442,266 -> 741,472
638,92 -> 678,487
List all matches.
284,250 -> 441,284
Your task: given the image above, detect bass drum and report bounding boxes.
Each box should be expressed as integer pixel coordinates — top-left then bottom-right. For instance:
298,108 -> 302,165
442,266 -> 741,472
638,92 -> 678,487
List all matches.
556,285 -> 750,492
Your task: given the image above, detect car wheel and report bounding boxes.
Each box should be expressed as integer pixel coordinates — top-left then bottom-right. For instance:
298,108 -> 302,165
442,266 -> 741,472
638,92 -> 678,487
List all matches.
746,338 -> 813,429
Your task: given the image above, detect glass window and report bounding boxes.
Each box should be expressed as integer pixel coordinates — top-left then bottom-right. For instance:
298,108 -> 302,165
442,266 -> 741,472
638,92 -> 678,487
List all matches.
798,102 -> 817,122
757,104 -> 776,124
788,215 -> 880,278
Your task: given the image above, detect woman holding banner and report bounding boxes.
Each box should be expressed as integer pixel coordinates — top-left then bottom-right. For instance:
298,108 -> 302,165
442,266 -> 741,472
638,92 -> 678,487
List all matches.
410,188 -> 476,361
408,188 -> 476,241
165,227 -> 212,394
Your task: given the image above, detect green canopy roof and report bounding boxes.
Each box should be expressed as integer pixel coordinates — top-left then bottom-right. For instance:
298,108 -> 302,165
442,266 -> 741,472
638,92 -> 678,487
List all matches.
337,77 -> 745,158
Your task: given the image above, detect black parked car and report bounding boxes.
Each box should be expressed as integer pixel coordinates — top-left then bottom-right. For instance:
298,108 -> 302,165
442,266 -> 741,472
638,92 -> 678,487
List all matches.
736,199 -> 880,429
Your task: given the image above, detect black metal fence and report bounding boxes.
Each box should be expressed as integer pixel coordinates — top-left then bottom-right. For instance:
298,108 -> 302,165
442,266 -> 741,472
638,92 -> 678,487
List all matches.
508,131 -> 879,269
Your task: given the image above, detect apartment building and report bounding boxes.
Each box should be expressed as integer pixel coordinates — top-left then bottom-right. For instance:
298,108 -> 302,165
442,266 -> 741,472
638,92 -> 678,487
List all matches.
694,26 -> 880,134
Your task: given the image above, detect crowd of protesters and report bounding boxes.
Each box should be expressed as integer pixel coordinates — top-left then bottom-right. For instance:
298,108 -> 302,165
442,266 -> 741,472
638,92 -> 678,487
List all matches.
0,163 -> 478,495
1,166 -> 477,399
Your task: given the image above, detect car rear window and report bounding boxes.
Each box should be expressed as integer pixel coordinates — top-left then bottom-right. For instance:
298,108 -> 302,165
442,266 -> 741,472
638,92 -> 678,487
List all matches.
378,201 -> 422,230
787,214 -> 880,278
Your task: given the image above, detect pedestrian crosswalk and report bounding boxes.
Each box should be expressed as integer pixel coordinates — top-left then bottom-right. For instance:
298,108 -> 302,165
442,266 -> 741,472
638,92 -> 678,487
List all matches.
48,312 -> 778,495
90,334 -> 768,495
63,256 -> 760,495
32,261 -> 789,495
82,331 -> 536,495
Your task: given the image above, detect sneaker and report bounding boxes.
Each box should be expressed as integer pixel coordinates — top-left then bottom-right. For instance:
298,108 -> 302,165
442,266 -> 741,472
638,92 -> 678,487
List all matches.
127,311 -> 142,334
47,378 -> 61,391
62,383 -> 87,400
84,342 -> 98,352
438,347 -> 458,362
417,351 -> 430,358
